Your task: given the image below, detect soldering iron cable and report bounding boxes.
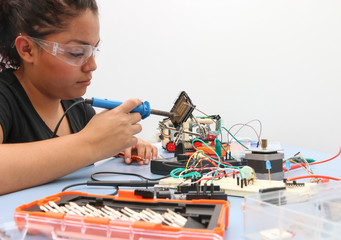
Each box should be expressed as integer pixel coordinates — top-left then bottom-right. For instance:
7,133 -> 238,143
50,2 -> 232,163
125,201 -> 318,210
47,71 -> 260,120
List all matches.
52,99 -> 87,138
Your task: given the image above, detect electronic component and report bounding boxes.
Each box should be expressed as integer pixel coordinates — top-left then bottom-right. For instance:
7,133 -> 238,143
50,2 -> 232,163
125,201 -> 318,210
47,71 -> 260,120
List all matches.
283,179 -> 305,187
156,190 -> 172,199
185,184 -> 228,201
150,156 -> 246,175
240,166 -> 256,182
134,189 -> 154,199
244,148 -> 284,181
176,184 -> 221,194
174,182 -> 228,200
259,187 -> 286,193
185,191 -> 228,200
159,177 -> 316,197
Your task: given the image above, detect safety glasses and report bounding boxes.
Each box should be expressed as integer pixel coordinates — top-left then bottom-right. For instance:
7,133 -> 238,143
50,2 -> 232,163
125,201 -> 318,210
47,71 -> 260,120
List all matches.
28,36 -> 100,66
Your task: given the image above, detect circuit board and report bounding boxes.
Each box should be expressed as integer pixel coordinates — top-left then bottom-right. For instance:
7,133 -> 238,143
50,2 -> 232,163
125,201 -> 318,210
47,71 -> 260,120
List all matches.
158,177 -> 317,197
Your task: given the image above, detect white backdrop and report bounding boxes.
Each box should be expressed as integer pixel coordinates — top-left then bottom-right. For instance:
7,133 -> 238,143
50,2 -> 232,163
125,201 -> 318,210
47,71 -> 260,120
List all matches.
85,0 -> 341,154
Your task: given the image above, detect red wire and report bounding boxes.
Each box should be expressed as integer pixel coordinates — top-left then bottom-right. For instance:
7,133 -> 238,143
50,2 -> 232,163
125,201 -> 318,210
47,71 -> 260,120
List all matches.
284,147 -> 341,171
205,158 -> 218,167
287,175 -> 341,181
204,156 -> 233,167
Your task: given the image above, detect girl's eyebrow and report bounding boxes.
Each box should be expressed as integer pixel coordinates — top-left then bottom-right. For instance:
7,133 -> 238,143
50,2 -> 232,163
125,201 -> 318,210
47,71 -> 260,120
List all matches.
66,39 -> 101,47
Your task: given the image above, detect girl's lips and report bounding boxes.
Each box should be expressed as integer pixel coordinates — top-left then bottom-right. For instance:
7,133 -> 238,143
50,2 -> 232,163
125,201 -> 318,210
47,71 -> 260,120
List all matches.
77,79 -> 91,86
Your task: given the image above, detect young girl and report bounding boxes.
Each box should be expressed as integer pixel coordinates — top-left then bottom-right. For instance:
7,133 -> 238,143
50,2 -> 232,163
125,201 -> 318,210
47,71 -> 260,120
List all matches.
0,0 -> 157,195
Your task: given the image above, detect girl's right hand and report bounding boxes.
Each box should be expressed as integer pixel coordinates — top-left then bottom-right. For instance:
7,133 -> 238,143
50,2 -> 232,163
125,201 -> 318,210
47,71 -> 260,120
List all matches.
78,98 -> 143,161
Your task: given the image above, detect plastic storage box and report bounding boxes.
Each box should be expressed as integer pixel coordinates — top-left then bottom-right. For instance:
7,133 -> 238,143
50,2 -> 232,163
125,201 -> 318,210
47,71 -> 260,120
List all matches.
15,190 -> 229,240
243,182 -> 341,240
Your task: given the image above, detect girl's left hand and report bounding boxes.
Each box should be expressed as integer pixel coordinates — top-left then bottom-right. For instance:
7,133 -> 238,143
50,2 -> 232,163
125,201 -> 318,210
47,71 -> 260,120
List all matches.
122,138 -> 158,165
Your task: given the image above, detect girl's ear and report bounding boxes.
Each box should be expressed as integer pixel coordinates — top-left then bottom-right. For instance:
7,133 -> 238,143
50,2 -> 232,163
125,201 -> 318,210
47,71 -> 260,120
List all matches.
14,36 -> 36,64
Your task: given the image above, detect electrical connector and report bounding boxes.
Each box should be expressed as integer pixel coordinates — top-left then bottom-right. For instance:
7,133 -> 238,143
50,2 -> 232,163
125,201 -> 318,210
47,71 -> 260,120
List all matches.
134,189 -> 154,199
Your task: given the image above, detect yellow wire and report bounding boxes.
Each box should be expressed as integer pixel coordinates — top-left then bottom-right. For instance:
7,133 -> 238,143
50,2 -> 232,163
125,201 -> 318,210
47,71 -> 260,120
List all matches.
193,155 -> 207,169
185,151 -> 201,170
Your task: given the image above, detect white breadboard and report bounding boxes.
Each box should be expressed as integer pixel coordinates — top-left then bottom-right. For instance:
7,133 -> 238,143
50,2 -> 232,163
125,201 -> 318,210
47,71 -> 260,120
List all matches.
159,177 -> 317,197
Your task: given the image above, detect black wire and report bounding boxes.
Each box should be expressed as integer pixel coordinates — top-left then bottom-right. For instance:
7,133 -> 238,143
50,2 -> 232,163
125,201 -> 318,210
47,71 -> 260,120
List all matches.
62,182 -> 87,192
91,171 -> 170,181
61,182 -> 118,195
111,188 -> 119,196
52,99 -> 88,138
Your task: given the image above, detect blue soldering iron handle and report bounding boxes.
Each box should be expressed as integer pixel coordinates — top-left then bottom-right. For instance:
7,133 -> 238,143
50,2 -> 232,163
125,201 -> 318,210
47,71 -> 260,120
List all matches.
90,97 -> 151,119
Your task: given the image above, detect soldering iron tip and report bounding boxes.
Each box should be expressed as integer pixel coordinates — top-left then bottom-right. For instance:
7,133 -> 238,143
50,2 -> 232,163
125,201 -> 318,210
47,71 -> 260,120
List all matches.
150,109 -> 178,118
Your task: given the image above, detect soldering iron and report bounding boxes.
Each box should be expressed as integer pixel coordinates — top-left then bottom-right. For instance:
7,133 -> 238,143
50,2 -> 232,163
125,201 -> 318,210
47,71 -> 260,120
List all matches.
52,97 -> 177,138
85,97 -> 177,119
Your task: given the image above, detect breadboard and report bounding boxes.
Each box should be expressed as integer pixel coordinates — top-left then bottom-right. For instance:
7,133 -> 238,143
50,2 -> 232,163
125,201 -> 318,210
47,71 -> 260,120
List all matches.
159,177 -> 316,197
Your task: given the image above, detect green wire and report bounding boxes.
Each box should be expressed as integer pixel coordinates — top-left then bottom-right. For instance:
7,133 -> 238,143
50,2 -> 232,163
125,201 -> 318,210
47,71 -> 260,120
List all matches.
191,138 -> 243,182
170,168 -> 201,179
216,126 -> 249,149
221,143 -> 236,160
305,158 -> 315,163
286,157 -> 315,164
214,125 -> 250,181
172,124 -> 249,183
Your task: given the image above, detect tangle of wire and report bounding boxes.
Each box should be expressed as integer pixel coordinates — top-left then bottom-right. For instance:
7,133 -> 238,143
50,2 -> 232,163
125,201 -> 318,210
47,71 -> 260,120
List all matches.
170,136 -> 246,185
167,104 -> 260,185
283,147 -> 341,183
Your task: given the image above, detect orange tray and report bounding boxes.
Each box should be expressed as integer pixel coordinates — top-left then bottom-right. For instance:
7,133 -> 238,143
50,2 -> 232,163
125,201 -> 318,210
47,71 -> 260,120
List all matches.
15,190 -> 229,240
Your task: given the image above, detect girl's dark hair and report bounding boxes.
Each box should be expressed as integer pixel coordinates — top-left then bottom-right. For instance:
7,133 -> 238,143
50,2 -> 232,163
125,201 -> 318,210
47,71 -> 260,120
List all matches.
0,0 -> 98,71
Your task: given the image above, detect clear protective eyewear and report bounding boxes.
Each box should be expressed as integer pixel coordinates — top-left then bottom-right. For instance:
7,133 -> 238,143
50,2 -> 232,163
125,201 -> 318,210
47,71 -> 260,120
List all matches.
28,36 -> 100,66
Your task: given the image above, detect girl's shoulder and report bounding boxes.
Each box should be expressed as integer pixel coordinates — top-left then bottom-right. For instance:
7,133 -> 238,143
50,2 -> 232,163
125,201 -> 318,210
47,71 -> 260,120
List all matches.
0,70 -> 23,97
0,69 -> 17,84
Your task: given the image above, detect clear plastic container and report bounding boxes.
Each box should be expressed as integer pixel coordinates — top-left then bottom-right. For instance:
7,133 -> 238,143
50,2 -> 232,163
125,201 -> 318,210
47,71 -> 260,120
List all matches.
243,182 -> 341,240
